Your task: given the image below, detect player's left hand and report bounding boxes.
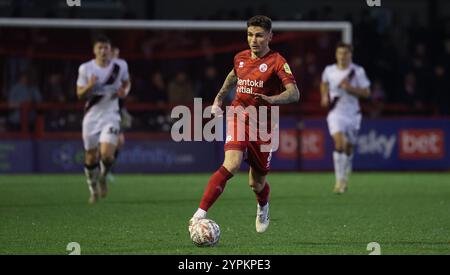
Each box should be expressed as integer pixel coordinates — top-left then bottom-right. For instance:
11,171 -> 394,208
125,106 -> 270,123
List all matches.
253,93 -> 273,104
117,86 -> 128,98
111,87 -> 128,100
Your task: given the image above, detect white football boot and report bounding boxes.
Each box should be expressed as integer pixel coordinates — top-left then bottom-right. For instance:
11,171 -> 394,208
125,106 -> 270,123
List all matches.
256,203 -> 270,233
334,180 -> 348,194
188,209 -> 207,234
87,179 -> 99,205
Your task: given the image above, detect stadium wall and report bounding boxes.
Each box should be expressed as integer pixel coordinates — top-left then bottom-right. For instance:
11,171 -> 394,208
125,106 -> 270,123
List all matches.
0,118 -> 449,174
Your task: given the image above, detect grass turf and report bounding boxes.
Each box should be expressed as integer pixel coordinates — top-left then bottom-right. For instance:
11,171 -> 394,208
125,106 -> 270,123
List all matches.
0,173 -> 449,255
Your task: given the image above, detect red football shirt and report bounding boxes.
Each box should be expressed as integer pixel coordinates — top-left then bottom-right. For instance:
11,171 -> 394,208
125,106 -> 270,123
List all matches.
225,49 -> 296,149
232,49 -> 296,108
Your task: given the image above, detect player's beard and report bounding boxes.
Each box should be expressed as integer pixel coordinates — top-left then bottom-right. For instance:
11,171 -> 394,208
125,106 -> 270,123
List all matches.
251,45 -> 268,58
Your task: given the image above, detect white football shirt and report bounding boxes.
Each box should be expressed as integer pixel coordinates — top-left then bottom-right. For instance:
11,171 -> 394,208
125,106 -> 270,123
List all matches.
321,63 -> 370,116
77,58 -> 129,117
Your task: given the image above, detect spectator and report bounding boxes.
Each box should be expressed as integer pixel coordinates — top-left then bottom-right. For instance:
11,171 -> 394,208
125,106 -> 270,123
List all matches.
303,52 -> 320,98
368,80 -> 386,118
0,89 -> 6,132
45,72 -> 66,103
8,72 -> 42,130
167,71 -> 194,105
432,65 -> 450,116
195,65 -> 221,104
289,55 -> 304,87
146,71 -> 168,104
133,72 -> 170,132
401,72 -> 422,109
441,38 -> 450,72
410,43 -> 431,99
201,38 -> 215,64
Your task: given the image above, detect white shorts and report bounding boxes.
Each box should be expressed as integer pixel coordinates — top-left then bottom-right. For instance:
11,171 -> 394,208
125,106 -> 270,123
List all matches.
327,111 -> 362,145
82,114 -> 121,151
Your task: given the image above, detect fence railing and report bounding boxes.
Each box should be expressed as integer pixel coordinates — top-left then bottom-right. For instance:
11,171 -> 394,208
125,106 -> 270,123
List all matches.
0,102 -> 440,139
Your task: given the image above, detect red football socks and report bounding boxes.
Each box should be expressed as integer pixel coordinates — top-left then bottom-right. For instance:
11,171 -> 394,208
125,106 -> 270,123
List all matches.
199,166 -> 234,211
255,182 -> 270,207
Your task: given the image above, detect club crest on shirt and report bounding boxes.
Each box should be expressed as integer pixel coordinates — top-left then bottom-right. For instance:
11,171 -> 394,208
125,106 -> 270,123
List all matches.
283,63 -> 292,74
239,62 -> 245,68
259,63 -> 268,73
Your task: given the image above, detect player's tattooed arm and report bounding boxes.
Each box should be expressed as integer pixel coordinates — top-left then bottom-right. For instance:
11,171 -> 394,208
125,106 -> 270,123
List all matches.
214,69 -> 237,106
77,75 -> 98,99
254,83 -> 300,105
211,69 -> 237,117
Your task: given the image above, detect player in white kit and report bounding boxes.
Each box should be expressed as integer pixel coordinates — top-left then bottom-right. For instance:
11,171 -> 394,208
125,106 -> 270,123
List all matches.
106,46 -> 132,183
76,36 -> 131,204
320,43 -> 371,194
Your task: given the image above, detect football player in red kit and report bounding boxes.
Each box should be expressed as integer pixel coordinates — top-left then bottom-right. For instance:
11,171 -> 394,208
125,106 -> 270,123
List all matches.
189,15 -> 300,233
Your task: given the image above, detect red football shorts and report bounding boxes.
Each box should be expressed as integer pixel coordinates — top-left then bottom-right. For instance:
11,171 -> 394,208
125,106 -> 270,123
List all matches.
223,114 -> 273,176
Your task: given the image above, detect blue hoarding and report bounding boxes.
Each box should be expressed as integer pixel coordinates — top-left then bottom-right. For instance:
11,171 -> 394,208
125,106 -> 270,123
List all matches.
35,140 -> 220,173
273,118 -> 450,171
0,140 -> 34,173
0,118 -> 449,173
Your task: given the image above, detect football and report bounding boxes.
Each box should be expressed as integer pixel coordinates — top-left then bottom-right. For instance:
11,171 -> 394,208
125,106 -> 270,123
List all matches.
190,219 -> 221,247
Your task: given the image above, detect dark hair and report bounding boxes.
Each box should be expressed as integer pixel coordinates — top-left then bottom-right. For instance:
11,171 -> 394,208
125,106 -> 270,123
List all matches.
336,42 -> 353,52
93,35 -> 111,46
247,15 -> 272,32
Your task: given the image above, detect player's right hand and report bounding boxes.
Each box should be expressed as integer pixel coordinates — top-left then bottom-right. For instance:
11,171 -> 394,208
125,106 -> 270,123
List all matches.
211,104 -> 224,118
87,75 -> 98,88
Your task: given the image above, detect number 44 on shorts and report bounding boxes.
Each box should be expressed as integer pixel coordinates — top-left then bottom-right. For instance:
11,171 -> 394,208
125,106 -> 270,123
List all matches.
67,0 -> 81,6
366,0 -> 381,7
109,127 -> 120,135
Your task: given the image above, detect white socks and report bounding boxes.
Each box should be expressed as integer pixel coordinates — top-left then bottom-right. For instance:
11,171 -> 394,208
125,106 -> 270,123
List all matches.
333,151 -> 347,183
193,208 -> 207,219
334,151 -> 354,182
344,153 -> 354,182
84,164 -> 99,195
100,160 -> 113,177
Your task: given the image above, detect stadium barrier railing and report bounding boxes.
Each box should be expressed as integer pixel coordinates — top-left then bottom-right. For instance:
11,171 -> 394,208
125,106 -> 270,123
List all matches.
0,102 -> 440,139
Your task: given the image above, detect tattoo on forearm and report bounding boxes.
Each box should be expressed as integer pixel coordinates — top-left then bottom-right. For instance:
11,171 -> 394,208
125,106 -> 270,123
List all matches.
215,71 -> 237,103
270,86 -> 300,105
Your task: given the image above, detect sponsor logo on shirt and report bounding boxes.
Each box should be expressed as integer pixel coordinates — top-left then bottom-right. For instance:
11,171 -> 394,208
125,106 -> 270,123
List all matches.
236,78 -> 264,94
283,63 -> 292,74
259,63 -> 268,73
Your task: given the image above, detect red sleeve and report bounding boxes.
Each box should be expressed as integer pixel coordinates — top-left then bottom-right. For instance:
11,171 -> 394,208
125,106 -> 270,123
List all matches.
233,53 -> 239,74
275,55 -> 296,87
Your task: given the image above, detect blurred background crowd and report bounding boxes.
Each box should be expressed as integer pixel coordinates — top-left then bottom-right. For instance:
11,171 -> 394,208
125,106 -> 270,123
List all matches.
0,0 -> 448,133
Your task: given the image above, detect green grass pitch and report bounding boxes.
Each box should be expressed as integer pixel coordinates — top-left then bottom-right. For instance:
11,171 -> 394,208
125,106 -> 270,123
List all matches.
0,172 -> 449,255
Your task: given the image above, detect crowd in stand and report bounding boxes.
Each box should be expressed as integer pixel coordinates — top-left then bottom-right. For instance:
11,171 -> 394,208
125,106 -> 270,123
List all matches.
0,4 -> 449,132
